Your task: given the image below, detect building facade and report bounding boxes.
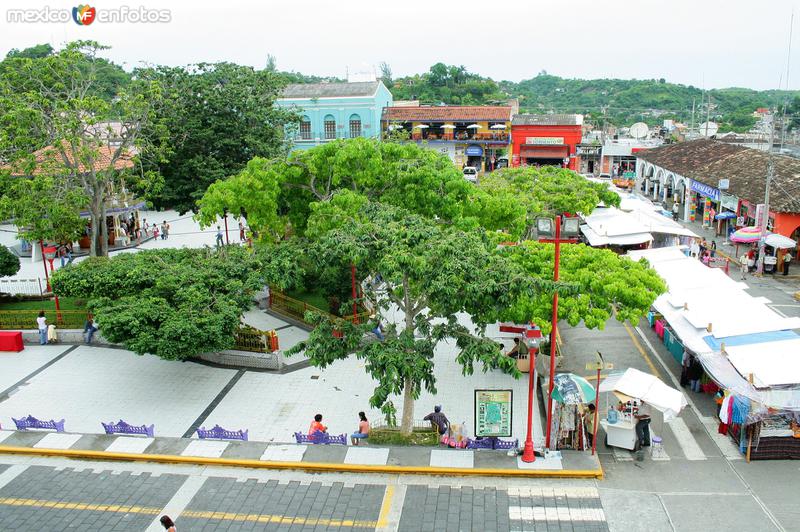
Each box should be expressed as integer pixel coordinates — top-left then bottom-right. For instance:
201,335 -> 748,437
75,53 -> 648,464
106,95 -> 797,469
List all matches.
381,105 -> 512,171
510,115 -> 583,171
276,81 -> 393,149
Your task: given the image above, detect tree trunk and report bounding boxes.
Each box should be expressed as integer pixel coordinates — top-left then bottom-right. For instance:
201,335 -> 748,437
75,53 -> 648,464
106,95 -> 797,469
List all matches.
89,197 -> 103,257
400,376 -> 414,435
99,202 -> 108,257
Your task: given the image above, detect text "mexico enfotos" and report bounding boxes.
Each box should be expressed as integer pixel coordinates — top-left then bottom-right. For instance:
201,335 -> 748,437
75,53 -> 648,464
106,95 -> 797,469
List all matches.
6,5 -> 172,24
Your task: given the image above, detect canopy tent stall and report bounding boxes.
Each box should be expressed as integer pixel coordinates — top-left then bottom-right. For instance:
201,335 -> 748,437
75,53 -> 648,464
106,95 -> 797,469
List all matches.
628,246 -> 800,460
547,373 -> 597,451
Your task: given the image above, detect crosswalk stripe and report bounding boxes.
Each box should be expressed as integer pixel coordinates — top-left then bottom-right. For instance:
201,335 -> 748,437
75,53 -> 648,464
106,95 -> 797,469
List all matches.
667,417 -> 706,460
509,506 -> 606,522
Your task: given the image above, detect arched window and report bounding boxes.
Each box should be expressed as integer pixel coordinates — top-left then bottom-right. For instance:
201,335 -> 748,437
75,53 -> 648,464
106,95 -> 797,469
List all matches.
349,113 -> 362,138
299,116 -> 311,140
324,115 -> 336,140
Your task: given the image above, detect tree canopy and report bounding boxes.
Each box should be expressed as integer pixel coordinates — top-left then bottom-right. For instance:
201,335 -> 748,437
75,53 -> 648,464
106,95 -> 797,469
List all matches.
390,63 -> 508,105
137,62 -> 298,213
0,245 -> 20,278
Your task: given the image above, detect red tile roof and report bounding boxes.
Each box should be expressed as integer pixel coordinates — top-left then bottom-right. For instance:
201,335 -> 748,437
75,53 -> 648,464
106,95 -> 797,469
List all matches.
6,141 -> 135,176
382,106 -> 512,122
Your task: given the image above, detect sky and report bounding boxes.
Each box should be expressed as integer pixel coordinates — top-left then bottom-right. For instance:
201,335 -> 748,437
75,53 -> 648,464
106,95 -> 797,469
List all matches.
1,0 -> 799,90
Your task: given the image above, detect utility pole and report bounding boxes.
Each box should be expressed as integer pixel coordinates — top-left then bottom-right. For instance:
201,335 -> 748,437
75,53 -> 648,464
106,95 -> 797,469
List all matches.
690,98 -> 696,132
756,115 -> 776,275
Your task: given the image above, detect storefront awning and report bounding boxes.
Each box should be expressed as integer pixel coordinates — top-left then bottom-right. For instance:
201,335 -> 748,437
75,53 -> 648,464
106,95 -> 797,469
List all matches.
520,145 -> 568,159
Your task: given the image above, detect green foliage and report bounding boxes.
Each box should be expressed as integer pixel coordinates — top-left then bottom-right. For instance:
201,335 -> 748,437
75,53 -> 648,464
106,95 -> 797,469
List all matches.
136,62 -> 297,213
392,63 -> 508,105
5,44 -> 54,60
499,242 -> 666,334
381,401 -> 398,428
368,425 -> 439,446
0,245 -> 20,277
50,246 -> 302,360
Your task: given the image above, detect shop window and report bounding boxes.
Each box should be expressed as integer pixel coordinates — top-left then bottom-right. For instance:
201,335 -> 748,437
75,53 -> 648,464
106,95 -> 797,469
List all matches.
324,115 -> 336,140
349,114 -> 361,138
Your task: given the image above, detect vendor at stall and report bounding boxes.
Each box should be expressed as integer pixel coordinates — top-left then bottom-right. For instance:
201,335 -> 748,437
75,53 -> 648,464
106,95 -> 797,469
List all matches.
635,401 -> 652,448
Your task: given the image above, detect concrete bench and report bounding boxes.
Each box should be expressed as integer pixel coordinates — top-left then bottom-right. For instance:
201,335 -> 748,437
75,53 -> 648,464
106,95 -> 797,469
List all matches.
13,415 -> 65,432
294,431 -> 347,445
101,420 -> 154,437
196,424 -> 248,441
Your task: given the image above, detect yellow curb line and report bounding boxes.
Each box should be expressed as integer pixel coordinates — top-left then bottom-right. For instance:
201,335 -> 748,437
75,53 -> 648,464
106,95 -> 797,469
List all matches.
623,321 -> 662,380
0,445 -> 603,479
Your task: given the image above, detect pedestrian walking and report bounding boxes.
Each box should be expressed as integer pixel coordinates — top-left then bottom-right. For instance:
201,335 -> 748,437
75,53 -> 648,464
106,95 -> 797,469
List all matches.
672,202 -> 680,220
161,220 -> 169,240
784,251 -> 792,276
143,219 -> 149,236
36,311 -> 47,345
160,515 -> 177,531
84,312 -> 98,344
215,226 -> 224,248
239,221 -> 246,242
740,253 -> 748,280
351,411 -> 370,445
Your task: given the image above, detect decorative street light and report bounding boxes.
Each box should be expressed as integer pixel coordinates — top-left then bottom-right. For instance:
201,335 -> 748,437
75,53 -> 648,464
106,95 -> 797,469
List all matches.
536,214 -> 580,450
521,324 -> 543,463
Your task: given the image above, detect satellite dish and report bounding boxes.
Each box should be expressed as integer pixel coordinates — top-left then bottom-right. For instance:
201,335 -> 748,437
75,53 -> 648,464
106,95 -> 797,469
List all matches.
629,122 -> 649,139
699,121 -> 719,137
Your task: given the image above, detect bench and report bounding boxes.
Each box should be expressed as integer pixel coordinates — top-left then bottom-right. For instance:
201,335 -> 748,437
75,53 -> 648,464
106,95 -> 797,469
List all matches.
196,424 -> 248,441
13,415 -> 65,432
294,431 -> 347,445
101,419 -> 154,437
467,437 -> 519,450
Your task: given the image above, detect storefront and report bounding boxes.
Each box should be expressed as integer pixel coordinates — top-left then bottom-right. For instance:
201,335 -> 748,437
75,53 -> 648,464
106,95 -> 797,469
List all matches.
577,145 -> 601,174
688,180 -> 721,226
510,114 -> 583,171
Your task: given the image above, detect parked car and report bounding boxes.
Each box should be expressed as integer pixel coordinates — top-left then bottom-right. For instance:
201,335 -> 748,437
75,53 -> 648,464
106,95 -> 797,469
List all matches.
463,166 -> 478,183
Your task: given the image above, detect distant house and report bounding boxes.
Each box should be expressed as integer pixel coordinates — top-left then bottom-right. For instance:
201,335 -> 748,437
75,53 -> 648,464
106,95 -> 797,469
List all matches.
275,81 -> 393,149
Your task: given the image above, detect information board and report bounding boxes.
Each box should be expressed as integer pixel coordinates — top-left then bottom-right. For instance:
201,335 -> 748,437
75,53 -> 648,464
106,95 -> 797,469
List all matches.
474,389 -> 513,437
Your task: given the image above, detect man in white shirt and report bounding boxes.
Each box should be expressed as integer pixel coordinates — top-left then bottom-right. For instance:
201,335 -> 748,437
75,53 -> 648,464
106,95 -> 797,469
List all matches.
635,401 -> 652,448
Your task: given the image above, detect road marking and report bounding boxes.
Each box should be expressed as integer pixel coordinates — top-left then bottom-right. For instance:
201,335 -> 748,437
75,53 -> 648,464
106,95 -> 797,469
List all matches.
179,509 -> 378,528
0,496 -> 161,515
145,475 -> 207,532
623,321 -> 663,378
509,506 -> 607,522
376,484 -> 405,532
0,464 -> 28,490
769,305 -> 788,317
667,417 -> 706,460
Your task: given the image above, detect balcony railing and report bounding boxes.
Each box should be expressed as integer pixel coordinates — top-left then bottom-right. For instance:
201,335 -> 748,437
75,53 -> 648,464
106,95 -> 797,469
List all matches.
410,132 -> 509,142
293,131 -> 368,142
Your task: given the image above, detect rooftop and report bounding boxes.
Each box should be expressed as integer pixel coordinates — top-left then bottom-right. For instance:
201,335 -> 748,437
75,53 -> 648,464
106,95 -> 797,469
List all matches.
6,141 -> 135,177
511,114 -> 583,126
279,81 -> 380,99
382,105 -> 512,122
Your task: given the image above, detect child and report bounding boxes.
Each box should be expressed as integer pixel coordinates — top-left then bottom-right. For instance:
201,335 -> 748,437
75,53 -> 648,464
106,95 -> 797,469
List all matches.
152,225 -> 159,240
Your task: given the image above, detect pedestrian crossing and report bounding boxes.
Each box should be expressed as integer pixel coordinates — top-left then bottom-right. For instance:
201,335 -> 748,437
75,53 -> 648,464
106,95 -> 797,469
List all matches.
507,487 -> 607,531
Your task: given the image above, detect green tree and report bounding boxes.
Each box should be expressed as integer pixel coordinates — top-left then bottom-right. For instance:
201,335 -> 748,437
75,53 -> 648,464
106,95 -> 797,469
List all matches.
51,245 -> 303,360
5,44 -> 54,60
136,62 -> 297,213
289,202 -> 530,434
0,41 -> 166,256
0,245 -> 20,278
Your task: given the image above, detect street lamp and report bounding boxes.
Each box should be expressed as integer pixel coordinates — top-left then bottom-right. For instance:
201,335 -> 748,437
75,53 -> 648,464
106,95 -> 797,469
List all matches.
536,214 -> 580,450
521,324 -> 542,463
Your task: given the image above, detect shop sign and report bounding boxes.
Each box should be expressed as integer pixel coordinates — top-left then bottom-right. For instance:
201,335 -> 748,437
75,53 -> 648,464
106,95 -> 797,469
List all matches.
720,193 -> 738,211
474,389 -> 512,438
465,145 -> 483,156
577,145 -> 601,156
718,178 -> 729,190
690,179 -> 720,202
525,136 -> 564,145
623,171 -> 636,178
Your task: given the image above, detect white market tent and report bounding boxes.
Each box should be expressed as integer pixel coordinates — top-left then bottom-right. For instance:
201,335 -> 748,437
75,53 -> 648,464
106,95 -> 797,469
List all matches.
599,368 -> 688,422
724,340 -> 800,388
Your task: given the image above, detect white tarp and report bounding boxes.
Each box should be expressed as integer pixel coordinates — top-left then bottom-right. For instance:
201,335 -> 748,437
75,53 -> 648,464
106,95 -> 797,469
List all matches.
724,339 -> 800,387
599,368 -> 688,422
580,224 -> 652,246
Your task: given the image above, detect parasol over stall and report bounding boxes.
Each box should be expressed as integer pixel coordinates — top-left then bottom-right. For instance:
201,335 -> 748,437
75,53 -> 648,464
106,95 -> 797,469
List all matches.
551,373 -> 597,404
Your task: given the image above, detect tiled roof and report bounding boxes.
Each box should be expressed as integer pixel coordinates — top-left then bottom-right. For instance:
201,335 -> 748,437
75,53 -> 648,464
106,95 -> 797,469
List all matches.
6,141 -> 134,176
511,114 -> 582,126
280,81 -> 379,99
638,139 -> 800,213
382,106 -> 512,122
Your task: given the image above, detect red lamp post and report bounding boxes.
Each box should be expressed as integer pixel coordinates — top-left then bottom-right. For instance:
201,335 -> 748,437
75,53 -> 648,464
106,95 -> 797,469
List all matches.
223,211 -> 230,245
40,243 -> 62,322
521,324 -> 543,463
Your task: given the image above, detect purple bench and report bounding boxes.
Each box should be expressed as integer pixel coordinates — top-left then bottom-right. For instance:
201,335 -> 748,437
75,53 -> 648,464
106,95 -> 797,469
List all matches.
101,420 -> 154,438
197,424 -> 248,441
467,437 -> 519,450
294,431 -> 347,445
13,415 -> 65,432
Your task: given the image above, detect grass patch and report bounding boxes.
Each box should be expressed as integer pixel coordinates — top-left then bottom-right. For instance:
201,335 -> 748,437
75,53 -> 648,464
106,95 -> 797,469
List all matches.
284,288 -> 330,313
0,297 -> 88,311
368,426 -> 440,446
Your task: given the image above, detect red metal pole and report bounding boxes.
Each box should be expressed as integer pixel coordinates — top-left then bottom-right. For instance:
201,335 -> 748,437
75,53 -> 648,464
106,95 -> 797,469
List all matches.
545,215 -> 561,450
54,292 -> 62,324
350,263 -> 359,324
224,213 -> 230,245
592,366 -> 601,455
39,241 -> 51,292
521,344 -> 538,462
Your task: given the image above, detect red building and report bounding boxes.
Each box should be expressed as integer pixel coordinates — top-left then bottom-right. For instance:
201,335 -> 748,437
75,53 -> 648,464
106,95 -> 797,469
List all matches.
510,114 -> 583,171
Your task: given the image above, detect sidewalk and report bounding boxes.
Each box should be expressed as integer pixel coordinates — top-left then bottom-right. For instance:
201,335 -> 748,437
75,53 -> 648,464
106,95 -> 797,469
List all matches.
0,428 -> 602,479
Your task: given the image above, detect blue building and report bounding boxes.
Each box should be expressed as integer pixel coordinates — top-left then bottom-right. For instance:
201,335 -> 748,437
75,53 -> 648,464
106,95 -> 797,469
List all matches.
276,81 -> 393,149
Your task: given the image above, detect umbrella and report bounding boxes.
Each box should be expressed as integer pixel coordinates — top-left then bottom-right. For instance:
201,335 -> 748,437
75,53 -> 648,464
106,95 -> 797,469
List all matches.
599,368 -> 687,422
490,124 -> 507,129
730,226 -> 764,243
765,233 -> 797,249
551,373 -> 596,404
388,124 -> 404,131
413,124 -> 429,129
441,124 -> 456,129
714,211 -> 737,220
466,124 -> 482,129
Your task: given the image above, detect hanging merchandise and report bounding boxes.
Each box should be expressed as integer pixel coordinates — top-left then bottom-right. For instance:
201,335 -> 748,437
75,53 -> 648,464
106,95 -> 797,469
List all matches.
703,198 -> 712,225
689,195 -> 697,222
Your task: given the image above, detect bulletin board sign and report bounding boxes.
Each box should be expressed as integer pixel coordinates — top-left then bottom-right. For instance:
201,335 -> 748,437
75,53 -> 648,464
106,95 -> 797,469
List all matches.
474,389 -> 513,437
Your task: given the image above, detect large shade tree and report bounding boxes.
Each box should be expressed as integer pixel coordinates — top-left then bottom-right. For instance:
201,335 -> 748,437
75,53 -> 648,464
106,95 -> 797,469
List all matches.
137,62 -> 297,213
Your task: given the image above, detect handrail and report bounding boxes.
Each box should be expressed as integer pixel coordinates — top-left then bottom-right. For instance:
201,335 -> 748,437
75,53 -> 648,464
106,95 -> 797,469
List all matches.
269,289 -> 370,326
0,309 -> 85,329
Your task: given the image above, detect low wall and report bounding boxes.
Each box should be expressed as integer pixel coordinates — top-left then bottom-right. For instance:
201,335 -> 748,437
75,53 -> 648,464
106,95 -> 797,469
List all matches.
19,329 -> 112,345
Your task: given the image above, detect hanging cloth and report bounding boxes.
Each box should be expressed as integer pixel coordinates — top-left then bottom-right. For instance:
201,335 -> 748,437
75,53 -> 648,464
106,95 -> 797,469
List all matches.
731,396 -> 749,425
719,395 -> 734,424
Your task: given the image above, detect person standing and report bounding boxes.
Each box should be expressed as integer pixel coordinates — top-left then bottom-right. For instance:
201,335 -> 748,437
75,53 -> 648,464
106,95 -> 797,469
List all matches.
583,403 -> 596,447
688,356 -> 704,392
424,405 -> 450,436
351,412 -> 370,445
161,221 -> 169,240
36,311 -> 47,345
672,202 -> 680,221
634,401 -> 651,449
215,226 -> 224,248
784,251 -> 792,276
239,221 -> 246,242
740,253 -> 748,280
